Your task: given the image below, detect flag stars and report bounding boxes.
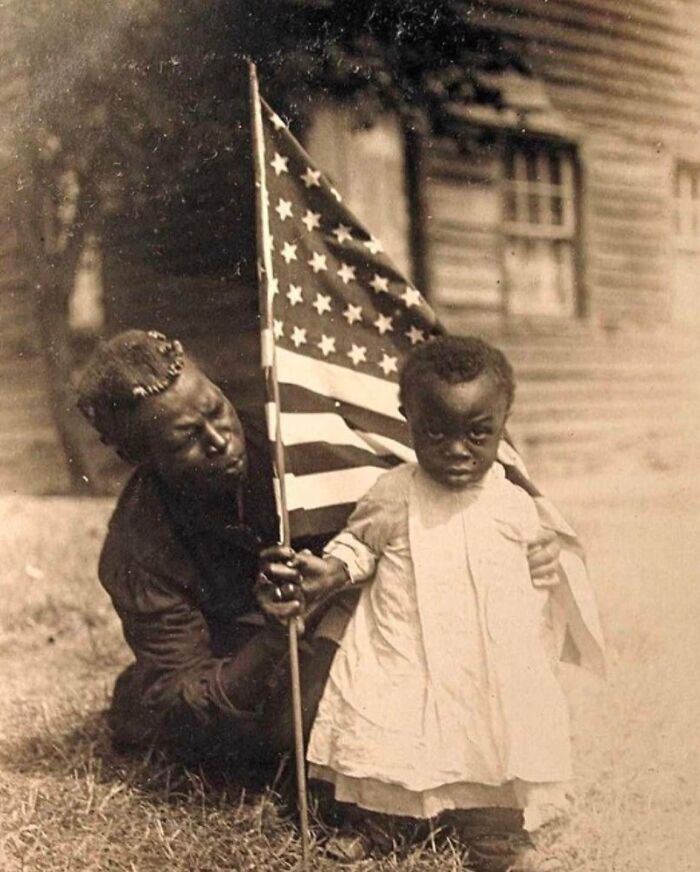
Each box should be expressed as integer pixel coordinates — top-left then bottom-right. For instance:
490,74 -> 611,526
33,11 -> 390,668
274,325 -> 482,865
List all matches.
332,224 -> 353,244
343,304 -> 363,325
268,277 -> 279,297
401,286 -> 423,308
275,198 -> 293,221
370,273 -> 389,294
364,236 -> 384,255
269,113 -> 287,130
290,326 -> 307,348
301,167 -> 321,188
347,344 -> 367,366
287,284 -> 303,306
373,313 -> 394,335
405,325 -> 426,345
317,334 -> 336,357
281,242 -> 298,264
312,293 -> 332,315
301,210 -> 321,232
308,252 -> 328,273
337,262 -> 356,284
273,319 -> 284,339
330,187 -> 342,202
378,353 -> 398,376
270,152 -> 289,175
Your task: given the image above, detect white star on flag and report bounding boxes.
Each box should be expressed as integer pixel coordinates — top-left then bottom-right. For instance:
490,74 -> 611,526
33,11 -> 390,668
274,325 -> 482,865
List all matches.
370,273 -> 389,293
308,252 -> 327,273
401,286 -> 423,308
301,167 -> 321,188
317,335 -> 336,357
269,112 -> 286,130
287,284 -> 303,306
378,353 -> 398,376
330,187 -> 342,202
332,224 -> 353,244
281,242 -> 298,264
312,293 -> 332,315
337,263 -> 356,284
343,304 -> 363,325
374,313 -> 394,335
290,326 -> 307,348
364,236 -> 384,254
275,198 -> 293,221
273,319 -> 284,339
269,276 -> 279,296
271,152 -> 289,175
347,344 -> 367,366
405,325 -> 425,345
302,210 -> 321,232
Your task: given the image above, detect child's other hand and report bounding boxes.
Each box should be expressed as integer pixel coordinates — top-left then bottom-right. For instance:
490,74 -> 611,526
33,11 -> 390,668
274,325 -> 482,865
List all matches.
527,529 -> 561,585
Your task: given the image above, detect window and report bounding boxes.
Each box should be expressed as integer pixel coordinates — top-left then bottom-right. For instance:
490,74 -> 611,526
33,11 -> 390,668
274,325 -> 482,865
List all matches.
672,162 -> 700,323
502,141 -> 579,317
674,162 -> 700,252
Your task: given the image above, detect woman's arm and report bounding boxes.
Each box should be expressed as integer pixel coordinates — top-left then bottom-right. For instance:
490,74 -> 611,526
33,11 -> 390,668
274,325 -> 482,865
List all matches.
101,553 -> 287,749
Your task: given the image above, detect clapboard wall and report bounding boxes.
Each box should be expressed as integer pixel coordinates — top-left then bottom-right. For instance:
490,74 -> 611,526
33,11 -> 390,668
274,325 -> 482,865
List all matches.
478,0 -> 700,327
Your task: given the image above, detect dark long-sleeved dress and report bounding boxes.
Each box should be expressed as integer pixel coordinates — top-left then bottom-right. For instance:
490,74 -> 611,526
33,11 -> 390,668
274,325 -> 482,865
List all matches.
97,425 -> 344,759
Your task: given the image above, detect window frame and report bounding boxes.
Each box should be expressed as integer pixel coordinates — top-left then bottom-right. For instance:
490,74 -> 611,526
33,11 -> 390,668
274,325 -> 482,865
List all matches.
673,161 -> 700,254
500,135 -> 583,320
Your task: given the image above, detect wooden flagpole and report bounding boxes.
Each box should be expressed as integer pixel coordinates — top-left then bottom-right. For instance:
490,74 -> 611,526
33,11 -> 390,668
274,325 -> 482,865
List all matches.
248,60 -> 311,871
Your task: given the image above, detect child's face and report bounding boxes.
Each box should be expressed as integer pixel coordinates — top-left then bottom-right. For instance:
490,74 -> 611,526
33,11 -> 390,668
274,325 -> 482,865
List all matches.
403,372 -> 509,490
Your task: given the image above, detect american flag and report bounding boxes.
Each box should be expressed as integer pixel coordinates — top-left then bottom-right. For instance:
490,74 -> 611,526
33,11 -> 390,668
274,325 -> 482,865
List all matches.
251,88 -> 605,674
253,94 -> 441,540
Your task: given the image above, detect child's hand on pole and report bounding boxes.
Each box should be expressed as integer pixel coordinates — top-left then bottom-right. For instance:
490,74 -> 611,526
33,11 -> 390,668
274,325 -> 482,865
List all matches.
295,551 -> 352,600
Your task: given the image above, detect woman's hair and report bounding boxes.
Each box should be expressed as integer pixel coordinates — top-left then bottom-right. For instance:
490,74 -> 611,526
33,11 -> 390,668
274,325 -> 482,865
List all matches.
398,335 -> 515,411
76,329 -> 185,458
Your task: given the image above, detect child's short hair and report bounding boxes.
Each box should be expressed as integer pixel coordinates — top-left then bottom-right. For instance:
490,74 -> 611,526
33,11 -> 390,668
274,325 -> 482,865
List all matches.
399,335 -> 515,410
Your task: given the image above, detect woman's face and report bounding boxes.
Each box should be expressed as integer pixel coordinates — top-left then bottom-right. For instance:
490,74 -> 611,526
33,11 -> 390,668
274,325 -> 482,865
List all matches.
403,371 -> 509,490
135,358 -> 247,496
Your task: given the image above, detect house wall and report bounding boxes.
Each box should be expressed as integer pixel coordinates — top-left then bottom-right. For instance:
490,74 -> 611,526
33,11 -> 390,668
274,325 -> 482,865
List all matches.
302,2 -> 700,474
479,0 -> 700,327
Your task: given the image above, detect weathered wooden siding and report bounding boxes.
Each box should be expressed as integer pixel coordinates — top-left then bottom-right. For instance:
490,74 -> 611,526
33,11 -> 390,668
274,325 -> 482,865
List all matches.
476,0 -> 700,327
482,0 -> 700,142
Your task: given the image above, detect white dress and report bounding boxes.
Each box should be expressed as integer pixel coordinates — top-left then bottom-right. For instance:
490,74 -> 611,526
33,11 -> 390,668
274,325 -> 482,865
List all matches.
307,462 -> 574,829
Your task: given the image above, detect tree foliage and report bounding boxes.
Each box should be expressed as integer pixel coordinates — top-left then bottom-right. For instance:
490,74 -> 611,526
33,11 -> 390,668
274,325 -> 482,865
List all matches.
8,0 -> 526,280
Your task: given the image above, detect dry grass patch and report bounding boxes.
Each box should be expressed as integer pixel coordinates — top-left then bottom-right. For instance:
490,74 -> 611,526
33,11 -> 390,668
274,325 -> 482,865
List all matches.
1,471 -> 699,870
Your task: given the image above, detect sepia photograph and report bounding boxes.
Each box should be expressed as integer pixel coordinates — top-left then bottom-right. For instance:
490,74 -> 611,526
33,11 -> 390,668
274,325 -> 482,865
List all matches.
1,2 -> 699,870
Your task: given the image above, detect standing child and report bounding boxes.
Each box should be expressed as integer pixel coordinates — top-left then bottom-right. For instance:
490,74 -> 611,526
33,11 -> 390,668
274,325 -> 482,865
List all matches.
305,336 -> 604,871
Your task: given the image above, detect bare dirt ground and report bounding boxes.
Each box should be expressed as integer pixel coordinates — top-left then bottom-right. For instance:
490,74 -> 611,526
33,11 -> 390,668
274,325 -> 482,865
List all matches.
1,451 -> 699,871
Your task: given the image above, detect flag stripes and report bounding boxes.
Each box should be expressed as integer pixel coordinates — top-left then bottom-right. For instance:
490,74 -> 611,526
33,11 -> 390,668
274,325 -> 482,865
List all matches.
277,385 -> 412,446
274,348 -> 406,422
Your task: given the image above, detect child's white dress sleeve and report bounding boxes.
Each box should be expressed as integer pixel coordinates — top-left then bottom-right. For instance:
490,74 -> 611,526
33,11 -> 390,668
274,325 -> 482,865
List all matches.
323,467 -> 408,583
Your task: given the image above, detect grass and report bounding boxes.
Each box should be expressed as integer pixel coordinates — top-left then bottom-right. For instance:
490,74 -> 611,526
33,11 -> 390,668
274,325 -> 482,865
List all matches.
1,461 -> 699,871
